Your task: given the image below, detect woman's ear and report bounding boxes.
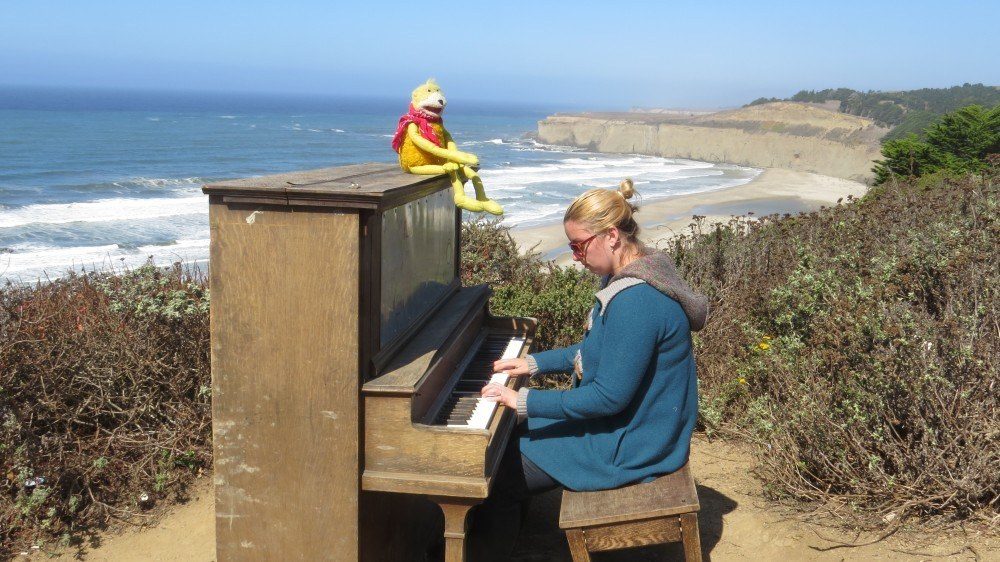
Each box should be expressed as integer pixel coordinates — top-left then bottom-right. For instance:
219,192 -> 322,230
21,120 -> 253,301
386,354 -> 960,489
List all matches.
605,226 -> 621,249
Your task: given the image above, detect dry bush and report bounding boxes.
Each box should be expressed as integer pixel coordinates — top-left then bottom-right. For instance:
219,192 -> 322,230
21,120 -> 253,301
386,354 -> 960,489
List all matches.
671,170 -> 998,526
0,262 -> 210,556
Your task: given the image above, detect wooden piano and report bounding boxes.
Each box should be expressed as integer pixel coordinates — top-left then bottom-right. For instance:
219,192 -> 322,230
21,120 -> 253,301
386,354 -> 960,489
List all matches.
204,163 -> 536,561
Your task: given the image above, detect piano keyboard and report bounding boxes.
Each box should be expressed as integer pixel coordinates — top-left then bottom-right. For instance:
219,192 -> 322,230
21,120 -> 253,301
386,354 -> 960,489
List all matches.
433,334 -> 525,429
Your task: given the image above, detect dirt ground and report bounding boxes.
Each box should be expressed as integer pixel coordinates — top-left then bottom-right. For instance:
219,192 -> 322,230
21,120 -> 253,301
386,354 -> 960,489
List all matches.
18,436 -> 997,561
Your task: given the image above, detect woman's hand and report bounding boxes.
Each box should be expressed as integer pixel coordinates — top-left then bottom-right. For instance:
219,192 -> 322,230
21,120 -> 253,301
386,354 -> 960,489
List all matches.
481,382 -> 518,410
493,357 -> 531,377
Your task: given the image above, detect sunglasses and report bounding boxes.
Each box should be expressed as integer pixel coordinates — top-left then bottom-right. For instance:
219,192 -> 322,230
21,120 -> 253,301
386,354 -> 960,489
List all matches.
568,233 -> 600,258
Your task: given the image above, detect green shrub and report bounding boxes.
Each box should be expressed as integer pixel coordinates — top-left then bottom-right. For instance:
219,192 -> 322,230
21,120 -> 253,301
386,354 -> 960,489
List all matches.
461,218 -> 598,352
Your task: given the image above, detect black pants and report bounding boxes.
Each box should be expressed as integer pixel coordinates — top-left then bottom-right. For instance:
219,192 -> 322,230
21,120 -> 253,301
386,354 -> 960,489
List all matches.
465,423 -> 561,561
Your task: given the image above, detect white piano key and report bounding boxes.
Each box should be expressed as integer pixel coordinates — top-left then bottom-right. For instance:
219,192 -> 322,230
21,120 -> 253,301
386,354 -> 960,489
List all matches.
447,335 -> 525,429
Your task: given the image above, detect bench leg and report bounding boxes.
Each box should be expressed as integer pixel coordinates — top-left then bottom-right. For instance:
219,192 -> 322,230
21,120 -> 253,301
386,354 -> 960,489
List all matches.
565,529 -> 591,562
680,512 -> 702,562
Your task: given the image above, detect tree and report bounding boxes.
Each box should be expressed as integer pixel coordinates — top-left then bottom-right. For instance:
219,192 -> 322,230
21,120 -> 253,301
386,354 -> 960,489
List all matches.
923,105 -> 1000,171
872,103 -> 1000,184
872,135 -> 944,184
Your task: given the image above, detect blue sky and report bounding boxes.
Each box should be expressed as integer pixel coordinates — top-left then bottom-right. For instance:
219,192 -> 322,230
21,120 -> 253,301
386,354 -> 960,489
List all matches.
1,1 -> 997,109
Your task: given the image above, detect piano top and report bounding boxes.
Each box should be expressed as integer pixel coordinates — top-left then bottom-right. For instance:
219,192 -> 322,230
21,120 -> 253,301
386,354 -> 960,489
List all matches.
201,162 -> 449,210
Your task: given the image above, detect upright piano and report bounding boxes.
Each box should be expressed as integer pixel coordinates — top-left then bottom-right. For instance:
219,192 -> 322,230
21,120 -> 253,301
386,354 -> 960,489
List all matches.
204,163 -> 536,561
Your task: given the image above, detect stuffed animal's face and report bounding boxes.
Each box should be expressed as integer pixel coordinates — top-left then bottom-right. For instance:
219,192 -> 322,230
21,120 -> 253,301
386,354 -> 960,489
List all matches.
411,79 -> 447,115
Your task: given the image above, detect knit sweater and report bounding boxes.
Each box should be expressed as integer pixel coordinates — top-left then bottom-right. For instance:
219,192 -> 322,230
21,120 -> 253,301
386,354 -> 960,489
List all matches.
516,251 -> 702,492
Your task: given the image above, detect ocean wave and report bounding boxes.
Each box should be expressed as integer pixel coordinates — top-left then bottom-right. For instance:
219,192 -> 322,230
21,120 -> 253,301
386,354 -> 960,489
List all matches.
0,194 -> 207,228
111,176 -> 205,190
499,203 -> 565,227
508,138 -> 585,153
479,157 -> 724,190
460,138 -> 507,147
0,238 -> 210,282
0,177 -> 206,209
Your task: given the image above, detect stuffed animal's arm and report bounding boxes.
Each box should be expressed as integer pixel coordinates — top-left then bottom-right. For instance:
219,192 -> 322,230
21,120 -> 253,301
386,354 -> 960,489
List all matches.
443,130 -> 479,168
443,130 -> 458,151
408,124 -> 478,166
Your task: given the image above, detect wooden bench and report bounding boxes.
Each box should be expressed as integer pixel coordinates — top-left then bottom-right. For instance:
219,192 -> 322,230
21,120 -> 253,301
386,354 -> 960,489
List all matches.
558,463 -> 702,561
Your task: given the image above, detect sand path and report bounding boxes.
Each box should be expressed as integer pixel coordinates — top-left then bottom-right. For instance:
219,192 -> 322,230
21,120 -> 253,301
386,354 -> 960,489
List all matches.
20,436 -> 995,561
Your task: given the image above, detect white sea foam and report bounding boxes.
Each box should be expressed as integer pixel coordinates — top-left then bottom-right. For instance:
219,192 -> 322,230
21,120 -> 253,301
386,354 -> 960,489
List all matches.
0,194 -> 206,228
480,156 -> 721,192
510,138 -> 584,153
0,238 -> 211,282
498,203 -> 565,226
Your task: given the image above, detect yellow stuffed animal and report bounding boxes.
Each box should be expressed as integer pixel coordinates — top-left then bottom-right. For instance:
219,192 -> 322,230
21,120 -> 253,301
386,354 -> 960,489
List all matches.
391,79 -> 503,215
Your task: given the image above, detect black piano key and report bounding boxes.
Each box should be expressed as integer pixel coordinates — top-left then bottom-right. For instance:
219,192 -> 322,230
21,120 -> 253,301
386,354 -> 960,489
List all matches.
432,335 -> 523,425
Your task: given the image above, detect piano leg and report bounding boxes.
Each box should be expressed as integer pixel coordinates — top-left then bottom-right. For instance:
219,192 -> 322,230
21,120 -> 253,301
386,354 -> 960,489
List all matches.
430,497 -> 481,562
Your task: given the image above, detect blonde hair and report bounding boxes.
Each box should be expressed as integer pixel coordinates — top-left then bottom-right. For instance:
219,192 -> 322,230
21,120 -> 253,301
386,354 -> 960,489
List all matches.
564,178 -> 641,242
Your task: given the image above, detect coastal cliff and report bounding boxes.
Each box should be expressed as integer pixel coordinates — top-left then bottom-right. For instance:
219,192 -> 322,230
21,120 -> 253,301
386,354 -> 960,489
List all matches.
537,102 -> 889,181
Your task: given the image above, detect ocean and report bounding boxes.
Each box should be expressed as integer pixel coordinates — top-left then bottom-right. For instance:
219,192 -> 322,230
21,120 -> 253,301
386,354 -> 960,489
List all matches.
0,87 -> 760,284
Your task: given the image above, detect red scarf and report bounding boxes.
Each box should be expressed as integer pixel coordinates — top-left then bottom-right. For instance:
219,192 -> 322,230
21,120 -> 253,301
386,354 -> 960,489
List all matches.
391,104 -> 442,153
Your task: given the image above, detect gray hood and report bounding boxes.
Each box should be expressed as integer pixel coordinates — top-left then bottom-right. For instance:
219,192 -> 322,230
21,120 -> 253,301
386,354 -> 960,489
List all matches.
597,251 -> 709,332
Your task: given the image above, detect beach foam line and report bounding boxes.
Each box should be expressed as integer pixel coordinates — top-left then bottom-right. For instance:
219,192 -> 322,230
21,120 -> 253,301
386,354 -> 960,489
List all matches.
0,238 -> 210,281
480,159 -> 725,190
497,203 -> 566,227
0,194 -> 207,228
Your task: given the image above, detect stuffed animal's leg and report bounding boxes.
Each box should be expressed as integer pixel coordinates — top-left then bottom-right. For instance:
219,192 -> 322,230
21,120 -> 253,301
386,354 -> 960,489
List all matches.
407,165 -> 448,174
408,163 -> 485,212
461,165 -> 503,215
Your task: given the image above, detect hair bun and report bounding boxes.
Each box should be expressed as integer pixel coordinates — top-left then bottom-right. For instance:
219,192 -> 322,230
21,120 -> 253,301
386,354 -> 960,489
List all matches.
618,178 -> 635,200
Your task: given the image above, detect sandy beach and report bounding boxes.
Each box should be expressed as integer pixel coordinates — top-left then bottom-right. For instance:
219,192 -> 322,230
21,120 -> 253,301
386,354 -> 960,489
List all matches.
511,168 -> 869,265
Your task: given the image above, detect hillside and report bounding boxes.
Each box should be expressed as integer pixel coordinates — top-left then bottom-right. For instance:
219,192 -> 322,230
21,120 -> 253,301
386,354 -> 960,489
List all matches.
748,83 -> 1000,140
537,101 -> 889,181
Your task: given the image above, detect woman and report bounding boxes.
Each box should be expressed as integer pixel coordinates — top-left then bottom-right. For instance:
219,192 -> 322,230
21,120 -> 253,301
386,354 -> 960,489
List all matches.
468,178 -> 708,559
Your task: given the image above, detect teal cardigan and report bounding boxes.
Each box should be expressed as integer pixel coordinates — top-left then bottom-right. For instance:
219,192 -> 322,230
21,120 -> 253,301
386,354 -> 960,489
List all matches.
519,282 -> 698,492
